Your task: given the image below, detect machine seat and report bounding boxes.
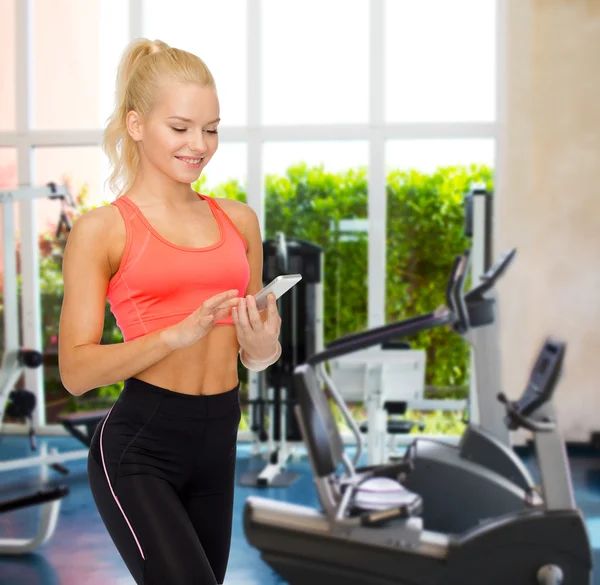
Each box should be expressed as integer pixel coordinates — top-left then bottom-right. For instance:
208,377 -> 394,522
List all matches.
293,364 -> 423,525
351,476 -> 422,516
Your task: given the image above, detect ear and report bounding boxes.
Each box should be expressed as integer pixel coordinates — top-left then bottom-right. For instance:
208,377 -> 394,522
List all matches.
126,110 -> 143,142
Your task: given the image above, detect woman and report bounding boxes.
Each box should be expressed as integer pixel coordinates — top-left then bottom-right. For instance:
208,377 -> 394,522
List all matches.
58,38 -> 282,585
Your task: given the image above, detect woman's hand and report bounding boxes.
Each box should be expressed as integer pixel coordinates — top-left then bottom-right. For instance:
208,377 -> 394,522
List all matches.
160,289 -> 241,350
232,293 -> 281,360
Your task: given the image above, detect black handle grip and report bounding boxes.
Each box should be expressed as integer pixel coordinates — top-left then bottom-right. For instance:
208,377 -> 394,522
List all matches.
498,393 -> 556,433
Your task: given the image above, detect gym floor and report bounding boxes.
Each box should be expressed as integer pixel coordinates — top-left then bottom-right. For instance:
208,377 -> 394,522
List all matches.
0,436 -> 599,585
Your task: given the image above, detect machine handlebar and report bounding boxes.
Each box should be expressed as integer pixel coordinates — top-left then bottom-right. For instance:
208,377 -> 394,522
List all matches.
497,393 -> 556,433
466,248 -> 517,300
497,338 -> 566,432
307,308 -> 454,366
311,246 -> 516,365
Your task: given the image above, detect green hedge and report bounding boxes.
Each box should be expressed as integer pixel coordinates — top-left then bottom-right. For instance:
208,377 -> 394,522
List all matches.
0,163 -> 493,432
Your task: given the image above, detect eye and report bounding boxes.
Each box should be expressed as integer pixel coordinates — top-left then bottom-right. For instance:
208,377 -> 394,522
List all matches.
205,129 -> 219,134
171,127 -> 186,133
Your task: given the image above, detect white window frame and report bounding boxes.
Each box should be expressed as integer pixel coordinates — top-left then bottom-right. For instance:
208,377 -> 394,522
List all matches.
0,0 -> 506,428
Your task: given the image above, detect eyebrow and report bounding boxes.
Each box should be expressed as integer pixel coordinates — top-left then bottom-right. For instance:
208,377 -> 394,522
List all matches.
168,116 -> 221,124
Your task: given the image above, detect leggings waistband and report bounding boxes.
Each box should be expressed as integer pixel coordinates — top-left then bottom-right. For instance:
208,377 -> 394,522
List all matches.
119,377 -> 240,420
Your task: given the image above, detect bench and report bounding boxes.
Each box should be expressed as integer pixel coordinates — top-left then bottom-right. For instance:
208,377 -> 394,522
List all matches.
55,409 -> 109,447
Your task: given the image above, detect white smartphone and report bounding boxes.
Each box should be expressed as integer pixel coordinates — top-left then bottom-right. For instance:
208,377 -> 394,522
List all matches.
254,274 -> 303,311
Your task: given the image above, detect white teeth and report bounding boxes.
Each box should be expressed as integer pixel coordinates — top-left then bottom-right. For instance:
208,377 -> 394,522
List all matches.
178,157 -> 202,164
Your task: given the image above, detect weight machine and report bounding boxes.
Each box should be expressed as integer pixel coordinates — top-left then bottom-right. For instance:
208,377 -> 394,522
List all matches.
0,183 -> 76,554
239,233 -> 324,487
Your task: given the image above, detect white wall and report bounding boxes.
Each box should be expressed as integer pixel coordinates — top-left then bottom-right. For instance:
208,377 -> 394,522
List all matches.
497,0 -> 600,441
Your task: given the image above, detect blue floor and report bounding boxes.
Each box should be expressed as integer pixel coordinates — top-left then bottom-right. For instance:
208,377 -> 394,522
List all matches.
0,435 -> 599,584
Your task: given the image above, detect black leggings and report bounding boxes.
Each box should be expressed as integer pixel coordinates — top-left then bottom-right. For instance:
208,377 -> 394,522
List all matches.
88,377 -> 241,585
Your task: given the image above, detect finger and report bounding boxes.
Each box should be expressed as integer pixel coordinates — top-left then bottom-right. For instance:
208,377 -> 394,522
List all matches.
213,306 -> 233,322
213,297 -> 241,313
237,297 -> 251,332
266,293 -> 280,325
245,295 -> 264,330
202,289 -> 239,311
231,306 -> 239,326
197,295 -> 239,319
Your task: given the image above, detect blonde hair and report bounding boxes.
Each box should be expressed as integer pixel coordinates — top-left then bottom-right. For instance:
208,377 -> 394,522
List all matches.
103,38 -> 216,197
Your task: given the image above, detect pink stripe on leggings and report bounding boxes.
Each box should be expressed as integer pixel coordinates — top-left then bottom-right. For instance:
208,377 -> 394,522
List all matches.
99,406 -> 146,560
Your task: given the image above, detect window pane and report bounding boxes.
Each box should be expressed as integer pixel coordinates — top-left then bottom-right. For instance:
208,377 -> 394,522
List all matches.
0,0 -> 15,130
263,141 -> 368,176
34,147 -> 110,220
0,149 -> 17,281
199,143 -> 247,192
386,139 -> 494,173
99,1 -> 130,127
33,0 -> 101,129
385,0 -> 496,122
264,141 -> 369,340
261,0 -> 369,125
385,139 -> 495,399
0,149 -> 17,189
143,0 -> 247,126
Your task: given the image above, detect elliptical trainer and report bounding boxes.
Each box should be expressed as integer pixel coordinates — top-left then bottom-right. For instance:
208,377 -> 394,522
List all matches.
239,233 -> 323,487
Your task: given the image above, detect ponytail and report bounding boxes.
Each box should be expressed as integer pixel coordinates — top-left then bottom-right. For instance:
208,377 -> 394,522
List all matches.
103,38 -> 215,197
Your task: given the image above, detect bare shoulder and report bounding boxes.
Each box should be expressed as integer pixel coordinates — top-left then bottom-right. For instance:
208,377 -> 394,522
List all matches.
66,204 -> 116,243
213,197 -> 259,236
75,202 -> 122,227
214,197 -> 257,221
66,203 -> 125,274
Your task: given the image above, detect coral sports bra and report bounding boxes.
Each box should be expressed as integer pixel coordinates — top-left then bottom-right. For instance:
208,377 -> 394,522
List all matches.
106,193 -> 250,342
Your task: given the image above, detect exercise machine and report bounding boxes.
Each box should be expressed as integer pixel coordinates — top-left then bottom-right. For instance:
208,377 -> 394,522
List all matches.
0,484 -> 69,555
0,183 -> 90,474
239,233 -> 324,487
0,183 -> 74,553
463,185 -> 511,445
320,247 -> 537,531
399,249 -> 539,532
327,186 -> 498,466
244,303 -> 592,583
0,345 -> 70,555
327,344 -> 427,466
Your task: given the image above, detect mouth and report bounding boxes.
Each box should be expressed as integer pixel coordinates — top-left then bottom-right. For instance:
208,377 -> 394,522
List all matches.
175,156 -> 204,169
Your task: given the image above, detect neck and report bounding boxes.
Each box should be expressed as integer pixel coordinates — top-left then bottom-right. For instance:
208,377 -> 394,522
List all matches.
127,158 -> 197,207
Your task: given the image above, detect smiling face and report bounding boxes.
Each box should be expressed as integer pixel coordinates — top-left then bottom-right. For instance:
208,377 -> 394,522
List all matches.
126,81 -> 220,186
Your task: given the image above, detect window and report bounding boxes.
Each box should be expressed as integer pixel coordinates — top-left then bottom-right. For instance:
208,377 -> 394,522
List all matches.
386,139 -> 495,173
385,0 -> 496,122
30,0 -> 127,130
99,1 -> 130,127
263,141 -> 369,340
263,140 -> 368,176
4,2 -> 500,437
385,138 -> 495,390
200,142 -> 247,192
261,0 -> 370,125
0,149 -> 17,189
0,148 -> 17,282
34,147 -> 109,214
32,0 -> 100,129
0,0 -> 16,131
143,0 -> 247,126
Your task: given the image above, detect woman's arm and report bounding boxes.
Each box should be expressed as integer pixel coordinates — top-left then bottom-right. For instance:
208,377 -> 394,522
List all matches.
221,200 -> 282,365
58,207 -> 175,396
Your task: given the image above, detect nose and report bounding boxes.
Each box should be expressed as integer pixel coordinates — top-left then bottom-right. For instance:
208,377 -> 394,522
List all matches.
188,130 -> 208,154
